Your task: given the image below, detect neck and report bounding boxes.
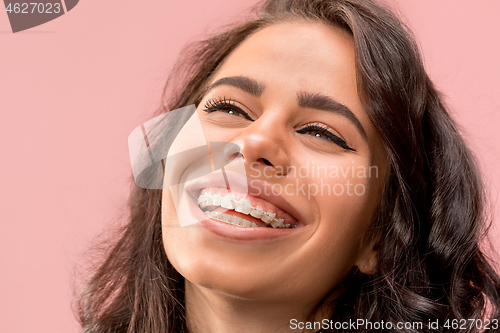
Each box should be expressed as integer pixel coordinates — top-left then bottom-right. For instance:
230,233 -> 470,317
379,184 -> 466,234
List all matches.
185,280 -> 332,333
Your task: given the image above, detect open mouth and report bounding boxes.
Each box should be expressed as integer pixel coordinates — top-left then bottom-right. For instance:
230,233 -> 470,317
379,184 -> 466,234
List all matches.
197,187 -> 298,229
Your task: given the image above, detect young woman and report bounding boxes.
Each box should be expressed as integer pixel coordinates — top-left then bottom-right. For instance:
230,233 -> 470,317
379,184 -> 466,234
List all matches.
76,0 -> 500,332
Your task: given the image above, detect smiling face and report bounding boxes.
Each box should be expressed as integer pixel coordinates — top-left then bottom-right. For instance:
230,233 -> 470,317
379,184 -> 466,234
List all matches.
161,21 -> 387,312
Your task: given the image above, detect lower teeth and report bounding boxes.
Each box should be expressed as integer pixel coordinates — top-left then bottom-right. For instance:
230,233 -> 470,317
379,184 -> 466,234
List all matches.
203,210 -> 291,228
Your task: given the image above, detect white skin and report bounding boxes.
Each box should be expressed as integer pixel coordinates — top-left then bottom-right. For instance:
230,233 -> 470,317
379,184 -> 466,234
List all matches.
162,21 -> 387,333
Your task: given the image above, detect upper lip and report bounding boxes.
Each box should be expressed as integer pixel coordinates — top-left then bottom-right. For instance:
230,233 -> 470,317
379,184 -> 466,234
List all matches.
184,171 -> 307,226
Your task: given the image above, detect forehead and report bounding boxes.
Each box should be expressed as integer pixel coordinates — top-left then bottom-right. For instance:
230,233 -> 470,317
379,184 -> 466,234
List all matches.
217,21 -> 357,101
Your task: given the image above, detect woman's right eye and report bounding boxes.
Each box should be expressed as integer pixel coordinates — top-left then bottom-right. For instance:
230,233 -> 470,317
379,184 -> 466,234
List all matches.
203,98 -> 254,121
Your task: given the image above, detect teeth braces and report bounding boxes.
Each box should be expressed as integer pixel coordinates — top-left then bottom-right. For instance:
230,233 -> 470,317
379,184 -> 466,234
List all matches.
197,192 -> 290,228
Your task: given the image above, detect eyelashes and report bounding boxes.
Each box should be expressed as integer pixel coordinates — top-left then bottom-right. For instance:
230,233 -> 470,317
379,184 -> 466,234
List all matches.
203,97 -> 253,121
202,97 -> 355,151
296,123 -> 355,151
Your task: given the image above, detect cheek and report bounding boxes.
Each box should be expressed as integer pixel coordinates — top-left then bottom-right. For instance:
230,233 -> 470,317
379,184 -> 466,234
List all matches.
161,186 -> 226,285
306,159 -> 380,257
161,187 -> 186,271
161,186 -> 180,227
311,155 -> 379,211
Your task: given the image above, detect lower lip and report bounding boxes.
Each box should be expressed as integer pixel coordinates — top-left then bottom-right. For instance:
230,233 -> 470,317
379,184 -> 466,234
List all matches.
188,194 -> 303,241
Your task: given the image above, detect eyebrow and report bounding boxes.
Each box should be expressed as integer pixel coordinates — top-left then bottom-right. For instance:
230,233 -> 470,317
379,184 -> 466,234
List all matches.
204,76 -> 367,141
297,92 -> 367,140
204,76 -> 265,97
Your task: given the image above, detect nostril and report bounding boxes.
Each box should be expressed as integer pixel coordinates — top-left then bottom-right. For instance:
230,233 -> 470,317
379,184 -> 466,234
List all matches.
262,158 -> 273,166
228,152 -> 243,161
223,142 -> 243,161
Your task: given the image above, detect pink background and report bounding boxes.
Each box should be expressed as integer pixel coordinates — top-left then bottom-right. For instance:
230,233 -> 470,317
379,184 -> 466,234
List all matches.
1,1 -> 499,331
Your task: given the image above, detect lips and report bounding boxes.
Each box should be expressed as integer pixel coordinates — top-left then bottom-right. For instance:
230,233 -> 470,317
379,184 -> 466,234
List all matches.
184,171 -> 306,229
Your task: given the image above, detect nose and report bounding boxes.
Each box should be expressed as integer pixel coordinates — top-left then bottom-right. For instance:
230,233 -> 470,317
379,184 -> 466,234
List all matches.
224,117 -> 291,178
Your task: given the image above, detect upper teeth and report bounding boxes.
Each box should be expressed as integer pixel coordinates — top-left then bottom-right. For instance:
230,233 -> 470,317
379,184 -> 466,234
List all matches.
197,192 -> 290,228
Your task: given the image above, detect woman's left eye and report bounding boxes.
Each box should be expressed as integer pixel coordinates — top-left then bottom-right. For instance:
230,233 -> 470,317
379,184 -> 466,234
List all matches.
297,124 -> 355,151
203,98 -> 253,121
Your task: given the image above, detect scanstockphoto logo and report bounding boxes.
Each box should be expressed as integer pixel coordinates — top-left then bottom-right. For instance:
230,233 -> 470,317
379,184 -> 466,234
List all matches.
128,105 -> 250,227
3,0 -> 78,33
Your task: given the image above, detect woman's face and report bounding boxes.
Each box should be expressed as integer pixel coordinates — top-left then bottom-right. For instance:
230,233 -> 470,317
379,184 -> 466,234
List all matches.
162,21 -> 386,309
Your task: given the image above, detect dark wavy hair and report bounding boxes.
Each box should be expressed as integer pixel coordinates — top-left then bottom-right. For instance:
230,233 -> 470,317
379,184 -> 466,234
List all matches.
75,0 -> 500,331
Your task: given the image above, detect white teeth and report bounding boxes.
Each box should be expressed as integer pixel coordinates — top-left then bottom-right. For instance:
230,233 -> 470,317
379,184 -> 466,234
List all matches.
197,194 -> 208,208
198,195 -> 207,207
232,216 -> 242,226
234,203 -> 245,213
198,192 -> 293,229
212,194 -> 222,206
234,199 -> 252,214
241,219 -> 252,227
205,210 -> 255,227
221,196 -> 235,209
271,219 -> 285,228
261,214 -> 273,223
239,204 -> 253,214
249,206 -> 264,219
